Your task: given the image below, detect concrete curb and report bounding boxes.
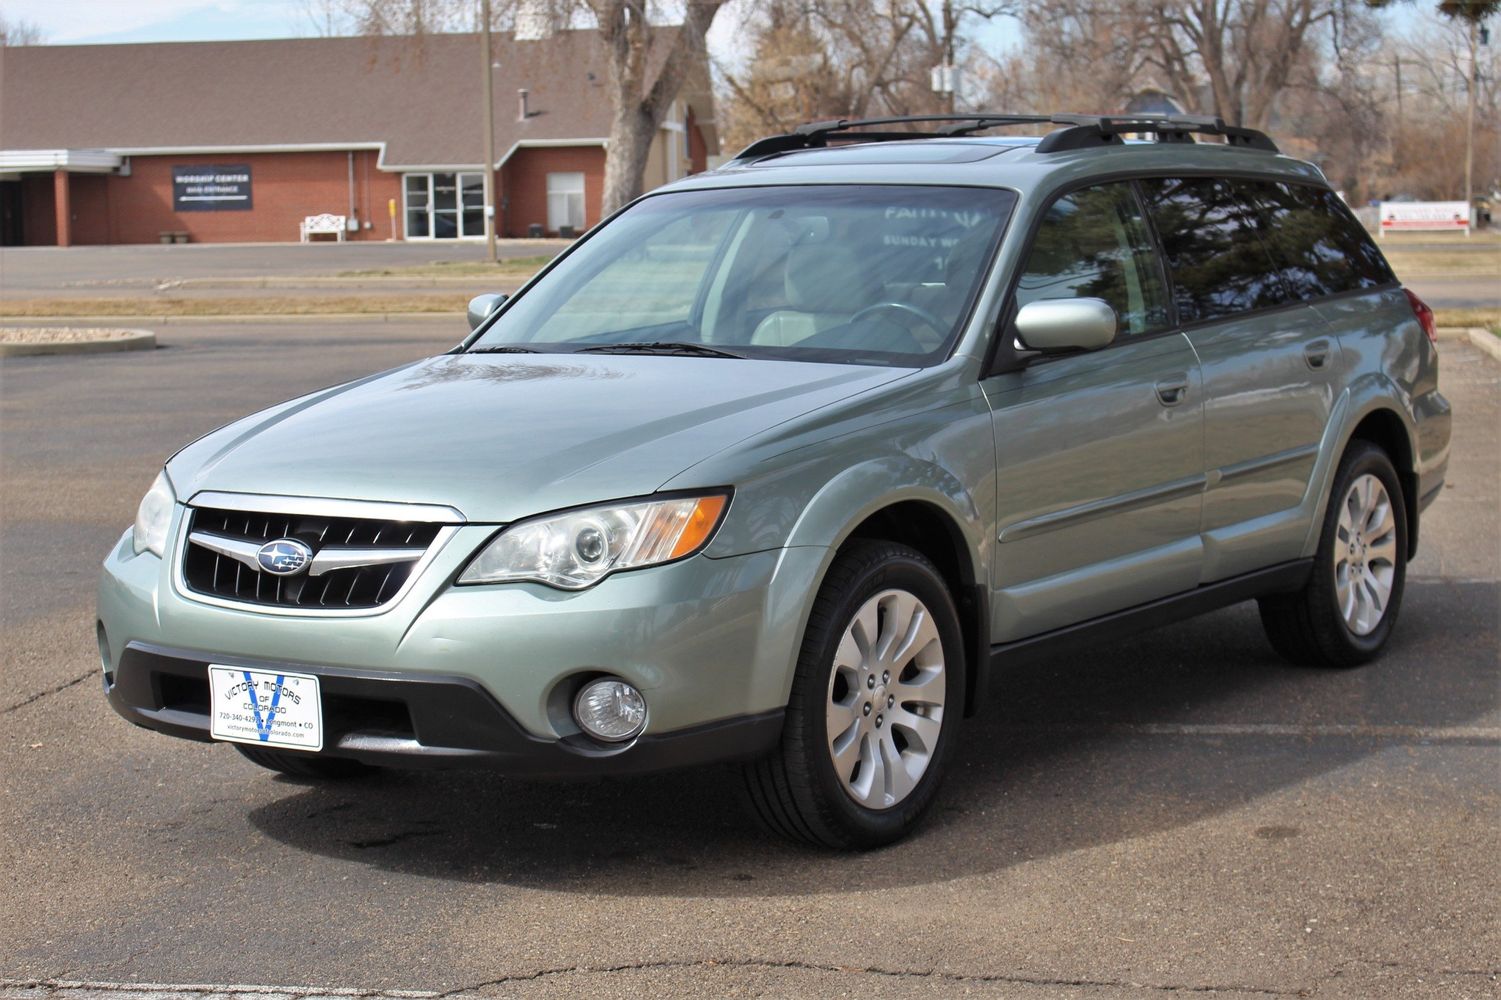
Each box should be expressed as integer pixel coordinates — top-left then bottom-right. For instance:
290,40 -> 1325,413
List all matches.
1436,326 -> 1501,363
148,275 -> 527,289
0,328 -> 156,357
0,313 -> 462,326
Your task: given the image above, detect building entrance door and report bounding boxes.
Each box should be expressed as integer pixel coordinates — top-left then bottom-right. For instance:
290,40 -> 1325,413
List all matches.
1,181 -> 23,246
403,172 -> 485,239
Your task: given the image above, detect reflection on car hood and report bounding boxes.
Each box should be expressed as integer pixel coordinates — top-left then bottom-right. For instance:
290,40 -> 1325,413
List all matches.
166,353 -> 912,522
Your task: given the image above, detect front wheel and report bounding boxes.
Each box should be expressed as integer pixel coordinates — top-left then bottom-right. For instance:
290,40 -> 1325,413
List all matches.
1258,441 -> 1408,667
744,540 -> 965,849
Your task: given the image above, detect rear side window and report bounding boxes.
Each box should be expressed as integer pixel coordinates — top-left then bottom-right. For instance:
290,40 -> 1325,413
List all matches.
1013,182 -> 1170,337
1140,177 -> 1287,323
1247,182 -> 1395,296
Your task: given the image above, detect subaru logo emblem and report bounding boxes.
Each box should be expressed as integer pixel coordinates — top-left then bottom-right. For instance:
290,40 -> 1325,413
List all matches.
257,538 -> 313,576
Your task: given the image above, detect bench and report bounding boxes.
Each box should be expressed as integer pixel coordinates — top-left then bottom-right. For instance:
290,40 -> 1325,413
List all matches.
299,214 -> 347,242
158,231 -> 190,244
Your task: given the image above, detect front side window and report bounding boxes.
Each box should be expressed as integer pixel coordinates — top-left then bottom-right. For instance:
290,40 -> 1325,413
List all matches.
470,185 -> 1016,366
1013,182 -> 1169,337
1141,177 -> 1288,323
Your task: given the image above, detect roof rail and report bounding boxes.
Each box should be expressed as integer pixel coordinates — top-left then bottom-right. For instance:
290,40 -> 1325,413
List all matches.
732,113 -> 1279,161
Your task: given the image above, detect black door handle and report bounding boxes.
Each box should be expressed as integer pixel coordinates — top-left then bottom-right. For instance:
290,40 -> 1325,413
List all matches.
1155,374 -> 1190,407
1304,339 -> 1331,370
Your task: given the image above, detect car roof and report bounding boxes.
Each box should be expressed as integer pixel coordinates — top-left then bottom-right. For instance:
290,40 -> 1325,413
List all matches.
663,135 -> 1330,200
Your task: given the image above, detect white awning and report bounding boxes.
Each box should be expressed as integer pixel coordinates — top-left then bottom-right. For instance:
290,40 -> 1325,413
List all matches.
0,149 -> 124,172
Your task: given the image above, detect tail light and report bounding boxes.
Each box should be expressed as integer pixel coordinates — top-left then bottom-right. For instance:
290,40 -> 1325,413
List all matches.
1403,288 -> 1438,345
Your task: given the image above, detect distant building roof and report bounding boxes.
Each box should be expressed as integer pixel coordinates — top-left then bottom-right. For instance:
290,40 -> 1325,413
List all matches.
0,31 -> 714,169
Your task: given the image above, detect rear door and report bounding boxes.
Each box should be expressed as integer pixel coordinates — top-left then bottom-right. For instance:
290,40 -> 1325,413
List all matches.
982,181 -> 1205,643
1140,176 -> 1340,581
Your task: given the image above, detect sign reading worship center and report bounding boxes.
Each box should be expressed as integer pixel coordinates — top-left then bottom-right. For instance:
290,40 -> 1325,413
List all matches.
172,165 -> 253,212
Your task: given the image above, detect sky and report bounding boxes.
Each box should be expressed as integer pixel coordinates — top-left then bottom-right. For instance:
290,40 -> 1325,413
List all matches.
0,0 -> 1438,74
0,0 -> 1024,60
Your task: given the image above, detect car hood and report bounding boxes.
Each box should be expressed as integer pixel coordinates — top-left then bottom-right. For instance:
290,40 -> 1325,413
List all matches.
167,353 -> 912,523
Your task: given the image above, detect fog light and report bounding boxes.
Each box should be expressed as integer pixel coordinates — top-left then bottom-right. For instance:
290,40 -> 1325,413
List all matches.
573,678 -> 647,743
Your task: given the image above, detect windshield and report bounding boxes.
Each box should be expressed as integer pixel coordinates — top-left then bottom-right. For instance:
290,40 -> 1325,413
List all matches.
469,184 -> 1016,366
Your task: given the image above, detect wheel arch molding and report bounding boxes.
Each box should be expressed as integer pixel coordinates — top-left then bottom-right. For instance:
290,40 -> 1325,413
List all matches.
787,466 -> 990,719
1304,379 -> 1423,561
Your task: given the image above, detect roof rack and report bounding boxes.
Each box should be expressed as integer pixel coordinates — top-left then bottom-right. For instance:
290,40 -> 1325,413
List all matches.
732,113 -> 1279,160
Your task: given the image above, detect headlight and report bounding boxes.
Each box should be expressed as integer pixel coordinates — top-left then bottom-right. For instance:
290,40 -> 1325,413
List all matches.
457,493 -> 729,590
132,469 -> 176,557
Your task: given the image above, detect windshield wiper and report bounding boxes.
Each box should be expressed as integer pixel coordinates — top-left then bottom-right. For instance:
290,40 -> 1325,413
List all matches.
576,341 -> 744,359
468,345 -> 539,354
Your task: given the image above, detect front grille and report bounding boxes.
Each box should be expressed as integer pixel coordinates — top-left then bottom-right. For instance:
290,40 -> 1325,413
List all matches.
181,505 -> 444,610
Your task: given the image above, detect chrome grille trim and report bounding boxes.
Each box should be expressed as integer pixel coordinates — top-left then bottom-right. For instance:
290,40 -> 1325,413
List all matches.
187,530 -> 428,578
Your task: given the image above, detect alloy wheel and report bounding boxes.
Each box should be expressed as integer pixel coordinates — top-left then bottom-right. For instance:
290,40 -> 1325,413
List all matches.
825,588 -> 947,809
1334,473 -> 1399,636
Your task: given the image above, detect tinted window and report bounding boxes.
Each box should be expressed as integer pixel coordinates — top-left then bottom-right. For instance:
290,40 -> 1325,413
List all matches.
1141,177 -> 1288,323
1248,182 -> 1395,297
1014,182 -> 1169,336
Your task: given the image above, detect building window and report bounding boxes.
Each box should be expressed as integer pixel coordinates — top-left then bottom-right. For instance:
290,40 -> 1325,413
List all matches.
546,172 -> 585,233
404,172 -> 485,240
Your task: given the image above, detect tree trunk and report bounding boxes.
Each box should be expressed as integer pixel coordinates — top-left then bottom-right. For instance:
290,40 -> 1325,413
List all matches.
602,103 -> 658,215
590,0 -> 723,217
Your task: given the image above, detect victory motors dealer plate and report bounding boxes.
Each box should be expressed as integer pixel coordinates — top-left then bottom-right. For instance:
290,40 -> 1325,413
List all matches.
208,666 -> 323,751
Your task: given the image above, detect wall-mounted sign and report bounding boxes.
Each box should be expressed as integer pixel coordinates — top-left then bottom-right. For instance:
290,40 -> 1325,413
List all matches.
1378,200 -> 1469,237
172,165 -> 252,212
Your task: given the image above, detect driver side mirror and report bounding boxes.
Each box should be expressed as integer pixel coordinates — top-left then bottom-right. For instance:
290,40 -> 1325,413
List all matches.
1014,298 -> 1117,353
467,293 -> 508,331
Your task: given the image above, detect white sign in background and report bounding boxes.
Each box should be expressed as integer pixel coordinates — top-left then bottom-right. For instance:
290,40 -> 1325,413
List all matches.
1378,201 -> 1470,236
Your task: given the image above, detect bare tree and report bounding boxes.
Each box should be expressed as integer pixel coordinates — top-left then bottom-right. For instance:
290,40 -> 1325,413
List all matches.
1146,1 -> 1360,130
585,0 -> 725,213
0,13 -> 47,45
720,0 -> 1018,151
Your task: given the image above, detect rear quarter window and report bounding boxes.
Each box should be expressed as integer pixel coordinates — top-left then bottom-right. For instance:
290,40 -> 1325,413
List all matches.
1247,182 -> 1395,296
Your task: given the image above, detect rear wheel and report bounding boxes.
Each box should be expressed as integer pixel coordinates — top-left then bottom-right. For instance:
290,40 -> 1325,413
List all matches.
233,743 -> 375,780
1258,441 -> 1407,667
744,540 -> 964,849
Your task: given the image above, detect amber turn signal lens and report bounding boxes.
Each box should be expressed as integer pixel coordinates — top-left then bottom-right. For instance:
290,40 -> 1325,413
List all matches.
670,494 -> 728,559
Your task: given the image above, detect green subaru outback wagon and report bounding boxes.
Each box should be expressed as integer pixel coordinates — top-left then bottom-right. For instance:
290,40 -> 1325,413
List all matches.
100,114 -> 1451,848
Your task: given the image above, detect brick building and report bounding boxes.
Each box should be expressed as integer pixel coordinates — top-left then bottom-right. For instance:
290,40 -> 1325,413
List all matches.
0,31 -> 717,246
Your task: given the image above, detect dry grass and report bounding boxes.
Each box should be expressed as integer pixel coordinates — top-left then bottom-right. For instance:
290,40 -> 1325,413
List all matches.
0,295 -> 467,318
1433,308 -> 1501,336
336,255 -> 555,279
1381,247 -> 1501,278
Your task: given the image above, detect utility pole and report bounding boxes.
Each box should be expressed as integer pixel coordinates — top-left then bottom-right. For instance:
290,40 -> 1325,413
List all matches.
481,0 -> 498,262
1393,54 -> 1402,172
944,0 -> 957,113
1464,14 -> 1478,228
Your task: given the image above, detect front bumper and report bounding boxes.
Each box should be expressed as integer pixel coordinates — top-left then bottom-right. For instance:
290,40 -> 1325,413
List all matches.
104,642 -> 783,775
99,517 -> 827,772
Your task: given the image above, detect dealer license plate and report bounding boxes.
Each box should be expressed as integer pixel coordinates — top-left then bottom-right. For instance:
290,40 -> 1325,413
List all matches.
208,666 -> 323,751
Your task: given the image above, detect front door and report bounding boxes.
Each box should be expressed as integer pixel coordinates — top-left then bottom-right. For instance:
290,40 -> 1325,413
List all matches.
981,181 -> 1205,642
0,180 -> 22,246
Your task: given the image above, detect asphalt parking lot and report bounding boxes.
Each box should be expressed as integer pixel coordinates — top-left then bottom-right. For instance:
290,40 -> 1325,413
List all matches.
1,284 -> 1498,996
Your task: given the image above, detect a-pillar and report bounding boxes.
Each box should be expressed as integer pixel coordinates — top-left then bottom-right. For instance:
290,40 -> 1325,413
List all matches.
53,170 -> 71,248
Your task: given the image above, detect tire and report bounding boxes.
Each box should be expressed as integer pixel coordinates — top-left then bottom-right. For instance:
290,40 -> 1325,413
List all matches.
1258,440 -> 1408,668
233,743 -> 375,780
744,540 -> 965,849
